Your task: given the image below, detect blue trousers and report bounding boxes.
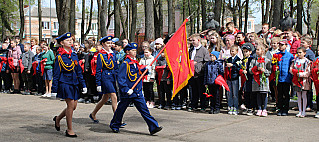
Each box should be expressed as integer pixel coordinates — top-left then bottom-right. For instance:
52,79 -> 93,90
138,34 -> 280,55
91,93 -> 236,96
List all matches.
227,79 -> 239,109
110,96 -> 159,132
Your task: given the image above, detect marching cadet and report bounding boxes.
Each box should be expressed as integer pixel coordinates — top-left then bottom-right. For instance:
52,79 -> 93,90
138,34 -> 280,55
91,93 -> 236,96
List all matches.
110,43 -> 162,135
89,36 -> 120,123
52,32 -> 87,137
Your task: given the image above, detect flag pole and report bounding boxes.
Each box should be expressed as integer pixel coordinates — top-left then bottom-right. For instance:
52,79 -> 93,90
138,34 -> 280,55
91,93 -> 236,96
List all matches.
130,14 -> 194,90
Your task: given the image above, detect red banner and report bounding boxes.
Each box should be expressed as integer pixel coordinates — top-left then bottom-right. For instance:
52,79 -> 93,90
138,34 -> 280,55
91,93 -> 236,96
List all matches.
164,19 -> 193,100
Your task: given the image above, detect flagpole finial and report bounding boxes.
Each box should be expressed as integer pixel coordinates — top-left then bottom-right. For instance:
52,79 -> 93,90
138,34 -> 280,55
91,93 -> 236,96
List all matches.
187,11 -> 196,20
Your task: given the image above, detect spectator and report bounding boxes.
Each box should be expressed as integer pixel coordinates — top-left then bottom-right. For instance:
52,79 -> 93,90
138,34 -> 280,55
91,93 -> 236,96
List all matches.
30,38 -> 39,55
219,34 -> 243,60
15,36 -> 25,53
8,39 -> 22,94
207,30 -> 225,52
41,44 -> 55,97
0,43 -> 11,93
21,43 -> 34,95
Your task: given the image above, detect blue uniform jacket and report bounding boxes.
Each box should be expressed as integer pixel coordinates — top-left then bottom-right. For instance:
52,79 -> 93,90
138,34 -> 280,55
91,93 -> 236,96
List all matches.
204,60 -> 224,85
242,56 -> 254,92
0,50 -> 8,72
52,52 -> 86,93
117,58 -> 147,98
226,55 -> 241,80
95,52 -> 119,86
277,50 -> 294,83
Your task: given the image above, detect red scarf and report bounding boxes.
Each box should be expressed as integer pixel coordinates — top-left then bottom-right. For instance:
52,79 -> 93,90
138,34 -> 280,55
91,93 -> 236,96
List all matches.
18,59 -> 24,73
32,61 -> 39,75
239,69 -> 247,89
79,60 -> 84,73
224,67 -> 231,80
238,41 -> 245,47
251,66 -> 262,85
58,47 -> 72,58
155,66 -> 166,85
40,58 -> 47,76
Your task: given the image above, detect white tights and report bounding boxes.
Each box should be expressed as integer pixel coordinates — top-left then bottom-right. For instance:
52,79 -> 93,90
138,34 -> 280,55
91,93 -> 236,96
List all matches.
297,91 -> 307,115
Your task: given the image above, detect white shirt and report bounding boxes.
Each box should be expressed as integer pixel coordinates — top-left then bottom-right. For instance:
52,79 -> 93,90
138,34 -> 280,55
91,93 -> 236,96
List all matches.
191,44 -> 201,60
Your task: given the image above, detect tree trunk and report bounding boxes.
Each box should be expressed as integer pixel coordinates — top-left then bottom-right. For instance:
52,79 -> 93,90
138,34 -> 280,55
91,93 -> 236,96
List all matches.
290,0 -> 293,17
154,0 -> 163,38
316,14 -> 319,40
201,0 -> 206,31
214,0 -> 222,24
197,0 -> 200,33
265,0 -> 270,23
272,0 -> 281,28
118,2 -> 127,39
158,0 -> 163,37
106,0 -> 113,31
100,0 -> 107,37
55,0 -> 71,35
38,0 -> 42,41
296,0 -> 302,34
238,0 -> 242,31
114,0 -> 120,38
232,0 -> 237,27
168,0 -> 175,35
97,0 -> 101,38
221,0 -> 225,26
280,0 -> 284,21
130,0 -> 137,41
19,0 -> 24,40
269,0 -> 274,27
261,0 -> 265,24
244,0 -> 249,33
188,0 -> 193,35
144,0 -> 155,41
69,0 -> 75,35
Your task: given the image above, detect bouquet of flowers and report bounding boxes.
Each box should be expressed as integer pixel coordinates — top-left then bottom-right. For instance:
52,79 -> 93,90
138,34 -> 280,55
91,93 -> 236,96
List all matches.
257,57 -> 267,83
271,54 -> 282,86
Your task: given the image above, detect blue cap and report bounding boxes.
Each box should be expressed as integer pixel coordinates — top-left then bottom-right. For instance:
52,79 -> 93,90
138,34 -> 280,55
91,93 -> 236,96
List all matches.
210,51 -> 220,58
56,32 -> 72,43
112,38 -> 119,43
124,43 -> 137,51
242,43 -> 253,51
99,36 -> 113,43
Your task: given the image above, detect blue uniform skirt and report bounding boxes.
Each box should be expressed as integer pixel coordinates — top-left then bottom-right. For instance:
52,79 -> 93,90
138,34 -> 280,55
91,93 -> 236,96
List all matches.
57,82 -> 80,100
101,79 -> 116,94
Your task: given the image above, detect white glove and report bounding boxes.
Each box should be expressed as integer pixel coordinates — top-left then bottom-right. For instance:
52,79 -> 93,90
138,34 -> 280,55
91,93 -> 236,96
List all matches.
82,88 -> 87,94
127,89 -> 133,95
145,65 -> 152,71
97,86 -> 102,92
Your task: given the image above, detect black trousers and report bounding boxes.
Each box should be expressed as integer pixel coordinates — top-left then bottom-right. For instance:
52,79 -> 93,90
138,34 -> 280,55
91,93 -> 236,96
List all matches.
143,82 -> 154,102
245,92 -> 256,109
21,71 -> 33,91
82,72 -> 96,102
35,72 -> 44,94
159,81 -> 172,107
190,76 -> 206,109
277,82 -> 291,112
173,86 -> 187,107
269,80 -> 276,101
1,71 -> 11,90
208,84 -> 220,110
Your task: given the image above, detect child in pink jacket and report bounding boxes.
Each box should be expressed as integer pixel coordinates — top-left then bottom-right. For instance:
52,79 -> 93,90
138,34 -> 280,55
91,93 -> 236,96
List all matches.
289,47 -> 311,118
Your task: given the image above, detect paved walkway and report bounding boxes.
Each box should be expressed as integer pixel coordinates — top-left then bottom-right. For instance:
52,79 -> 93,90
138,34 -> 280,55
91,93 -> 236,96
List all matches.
1,93 -> 319,142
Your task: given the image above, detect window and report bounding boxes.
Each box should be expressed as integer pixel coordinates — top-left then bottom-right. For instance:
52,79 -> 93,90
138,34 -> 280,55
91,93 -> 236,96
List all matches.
42,22 -> 50,29
248,21 -> 252,30
78,23 -> 81,30
92,23 -> 97,30
54,22 -> 59,30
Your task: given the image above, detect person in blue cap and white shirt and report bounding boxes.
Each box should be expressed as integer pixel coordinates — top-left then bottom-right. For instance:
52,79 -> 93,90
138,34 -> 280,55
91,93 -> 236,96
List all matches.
110,43 -> 162,135
52,32 -> 87,138
89,36 -> 121,124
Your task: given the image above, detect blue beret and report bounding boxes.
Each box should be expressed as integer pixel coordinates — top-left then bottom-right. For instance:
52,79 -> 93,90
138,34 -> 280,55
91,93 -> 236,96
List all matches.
99,36 -> 113,43
112,38 -> 119,43
56,32 -> 72,43
210,51 -> 220,58
124,43 -> 137,51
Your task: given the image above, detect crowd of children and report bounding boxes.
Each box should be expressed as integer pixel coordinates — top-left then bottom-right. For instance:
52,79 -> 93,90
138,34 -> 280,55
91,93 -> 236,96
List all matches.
2,21 -> 319,120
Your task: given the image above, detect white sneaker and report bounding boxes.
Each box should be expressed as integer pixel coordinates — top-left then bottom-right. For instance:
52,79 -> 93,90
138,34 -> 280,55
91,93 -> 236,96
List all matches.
240,104 -> 247,110
41,93 -> 48,97
46,93 -> 51,97
315,112 -> 319,118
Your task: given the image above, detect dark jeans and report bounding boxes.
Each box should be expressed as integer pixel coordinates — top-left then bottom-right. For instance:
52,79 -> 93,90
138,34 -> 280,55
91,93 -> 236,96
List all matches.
227,79 -> 239,109
208,84 -> 220,110
256,92 -> 268,110
143,82 -> 154,102
307,90 -> 313,109
245,92 -> 256,110
21,71 -> 33,91
277,82 -> 291,112
269,80 -> 276,101
190,76 -> 206,109
159,81 -> 172,107
83,72 -> 96,102
1,71 -> 12,90
174,86 -> 187,107
35,72 -> 44,94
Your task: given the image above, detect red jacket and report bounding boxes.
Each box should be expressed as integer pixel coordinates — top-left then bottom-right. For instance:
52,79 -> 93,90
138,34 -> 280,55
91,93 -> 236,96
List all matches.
289,38 -> 300,55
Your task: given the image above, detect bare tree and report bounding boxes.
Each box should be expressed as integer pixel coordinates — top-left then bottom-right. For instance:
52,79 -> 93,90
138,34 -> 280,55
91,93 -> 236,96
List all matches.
272,0 -> 281,28
168,0 -> 175,35
201,0 -> 206,31
19,0 -> 24,40
69,0 -> 75,34
114,0 -> 120,38
214,0 -> 222,24
296,0 -> 303,34
144,0 -> 155,41
81,0 -> 93,42
244,0 -> 249,33
97,0 -> 101,38
303,0 -> 313,36
38,0 -> 42,41
130,0 -> 137,41
100,0 -> 107,37
154,0 -> 163,38
106,0 -> 114,32
55,0 -> 71,35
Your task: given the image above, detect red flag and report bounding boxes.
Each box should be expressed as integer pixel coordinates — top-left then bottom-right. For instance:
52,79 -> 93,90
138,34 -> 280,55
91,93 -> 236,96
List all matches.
215,75 -> 230,91
239,69 -> 247,89
40,58 -> 47,76
79,60 -> 85,73
291,69 -> 303,87
269,65 -> 276,81
251,66 -> 262,85
311,68 -> 319,95
18,59 -> 24,73
8,57 -> 15,70
164,19 -> 193,100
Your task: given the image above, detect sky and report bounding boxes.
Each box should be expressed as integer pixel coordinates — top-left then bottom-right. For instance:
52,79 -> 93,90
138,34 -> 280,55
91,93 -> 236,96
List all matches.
41,0 -> 262,24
